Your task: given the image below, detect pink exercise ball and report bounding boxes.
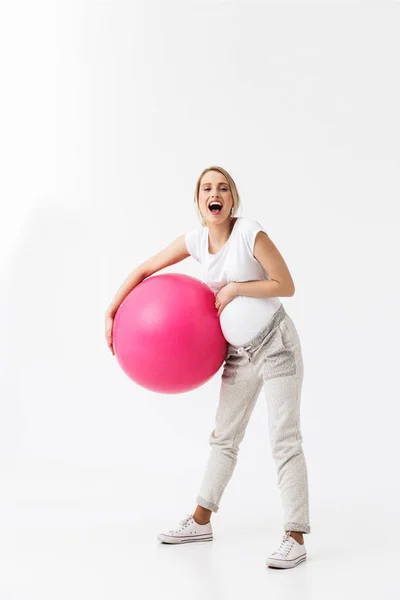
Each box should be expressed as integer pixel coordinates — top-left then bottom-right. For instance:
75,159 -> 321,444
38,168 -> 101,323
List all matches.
112,273 -> 228,394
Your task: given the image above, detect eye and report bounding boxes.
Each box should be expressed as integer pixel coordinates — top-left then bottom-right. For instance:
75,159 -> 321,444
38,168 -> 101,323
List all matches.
204,187 -> 228,191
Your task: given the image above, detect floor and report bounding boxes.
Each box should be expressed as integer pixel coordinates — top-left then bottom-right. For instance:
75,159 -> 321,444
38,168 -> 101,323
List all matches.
1,505 -> 398,600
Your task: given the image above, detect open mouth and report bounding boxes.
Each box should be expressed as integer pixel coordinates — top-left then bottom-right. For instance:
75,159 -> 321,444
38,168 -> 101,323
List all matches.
208,201 -> 223,214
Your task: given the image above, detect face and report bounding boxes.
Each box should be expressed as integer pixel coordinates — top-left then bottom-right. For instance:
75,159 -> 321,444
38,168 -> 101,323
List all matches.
198,171 -> 233,225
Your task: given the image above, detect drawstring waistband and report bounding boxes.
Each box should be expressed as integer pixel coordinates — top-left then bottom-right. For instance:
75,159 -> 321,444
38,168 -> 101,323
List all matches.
237,346 -> 252,361
229,304 -> 287,362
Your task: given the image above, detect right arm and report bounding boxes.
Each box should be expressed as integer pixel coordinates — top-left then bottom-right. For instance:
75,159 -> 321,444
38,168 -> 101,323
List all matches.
106,234 -> 190,316
105,235 -> 190,354
105,234 -> 190,353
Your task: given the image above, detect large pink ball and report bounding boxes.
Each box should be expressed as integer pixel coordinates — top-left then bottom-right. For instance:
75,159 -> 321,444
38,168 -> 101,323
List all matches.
112,273 -> 228,394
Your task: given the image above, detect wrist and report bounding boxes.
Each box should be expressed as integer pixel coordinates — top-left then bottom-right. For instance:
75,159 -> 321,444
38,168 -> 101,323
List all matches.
231,281 -> 240,295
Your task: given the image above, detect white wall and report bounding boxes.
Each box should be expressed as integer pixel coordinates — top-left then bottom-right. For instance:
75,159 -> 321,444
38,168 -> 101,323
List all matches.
1,0 -> 399,593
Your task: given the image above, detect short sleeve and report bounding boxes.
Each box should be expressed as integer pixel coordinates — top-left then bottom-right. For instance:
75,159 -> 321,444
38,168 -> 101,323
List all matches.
243,219 -> 268,256
184,228 -> 202,263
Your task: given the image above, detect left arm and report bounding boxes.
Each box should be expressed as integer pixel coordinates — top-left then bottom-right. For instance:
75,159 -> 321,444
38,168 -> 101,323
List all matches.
214,231 -> 295,316
234,231 -> 295,298
233,279 -> 292,299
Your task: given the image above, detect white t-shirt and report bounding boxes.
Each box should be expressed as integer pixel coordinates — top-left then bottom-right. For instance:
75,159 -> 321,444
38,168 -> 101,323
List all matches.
184,216 -> 282,346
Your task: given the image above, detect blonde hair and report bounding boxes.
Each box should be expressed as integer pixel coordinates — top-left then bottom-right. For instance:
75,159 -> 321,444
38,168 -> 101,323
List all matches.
193,166 -> 241,227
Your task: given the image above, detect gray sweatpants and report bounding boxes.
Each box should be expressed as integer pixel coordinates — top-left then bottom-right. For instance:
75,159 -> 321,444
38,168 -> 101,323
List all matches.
196,303 -> 311,534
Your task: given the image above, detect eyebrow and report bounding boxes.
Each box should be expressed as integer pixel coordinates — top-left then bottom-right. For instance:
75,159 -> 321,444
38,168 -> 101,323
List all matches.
201,182 -> 229,186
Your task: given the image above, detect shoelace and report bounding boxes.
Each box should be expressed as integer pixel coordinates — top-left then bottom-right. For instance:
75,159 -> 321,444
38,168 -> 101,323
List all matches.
178,514 -> 194,528
168,514 -> 193,532
271,531 -> 294,557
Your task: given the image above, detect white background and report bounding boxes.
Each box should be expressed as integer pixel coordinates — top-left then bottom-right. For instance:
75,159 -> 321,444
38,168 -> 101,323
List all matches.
1,1 -> 399,599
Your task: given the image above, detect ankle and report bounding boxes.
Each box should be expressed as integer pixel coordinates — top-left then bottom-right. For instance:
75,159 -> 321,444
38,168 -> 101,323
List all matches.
286,531 -> 304,544
193,515 -> 210,525
193,506 -> 212,525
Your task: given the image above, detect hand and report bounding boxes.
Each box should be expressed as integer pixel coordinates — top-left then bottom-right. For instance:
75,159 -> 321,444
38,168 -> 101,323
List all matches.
105,311 -> 116,355
215,282 -> 238,317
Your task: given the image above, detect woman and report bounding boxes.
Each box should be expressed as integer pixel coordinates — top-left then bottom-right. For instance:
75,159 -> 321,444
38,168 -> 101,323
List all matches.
105,166 -> 311,569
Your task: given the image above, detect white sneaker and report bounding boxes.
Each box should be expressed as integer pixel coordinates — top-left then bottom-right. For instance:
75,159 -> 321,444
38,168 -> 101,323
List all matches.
157,513 -> 213,544
266,531 -> 307,568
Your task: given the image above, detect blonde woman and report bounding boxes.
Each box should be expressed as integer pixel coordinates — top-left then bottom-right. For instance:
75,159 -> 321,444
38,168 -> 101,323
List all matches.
105,166 -> 311,569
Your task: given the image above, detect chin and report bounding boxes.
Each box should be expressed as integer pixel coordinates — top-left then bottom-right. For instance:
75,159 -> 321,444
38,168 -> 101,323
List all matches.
205,212 -> 230,222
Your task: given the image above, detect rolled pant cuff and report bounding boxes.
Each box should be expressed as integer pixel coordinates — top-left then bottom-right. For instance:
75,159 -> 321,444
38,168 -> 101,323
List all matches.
196,495 -> 219,513
285,522 -> 311,534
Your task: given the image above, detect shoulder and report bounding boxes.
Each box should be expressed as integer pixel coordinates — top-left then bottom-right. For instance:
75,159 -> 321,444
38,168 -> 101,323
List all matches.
237,216 -> 267,238
184,225 -> 206,262
237,217 -> 268,254
184,224 -> 205,244
237,216 -> 265,230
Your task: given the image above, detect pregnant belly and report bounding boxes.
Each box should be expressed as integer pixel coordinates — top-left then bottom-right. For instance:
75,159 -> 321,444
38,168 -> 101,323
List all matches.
219,295 -> 281,346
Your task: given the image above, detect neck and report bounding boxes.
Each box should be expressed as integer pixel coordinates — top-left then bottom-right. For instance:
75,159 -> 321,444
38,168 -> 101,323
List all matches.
207,216 -> 237,245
